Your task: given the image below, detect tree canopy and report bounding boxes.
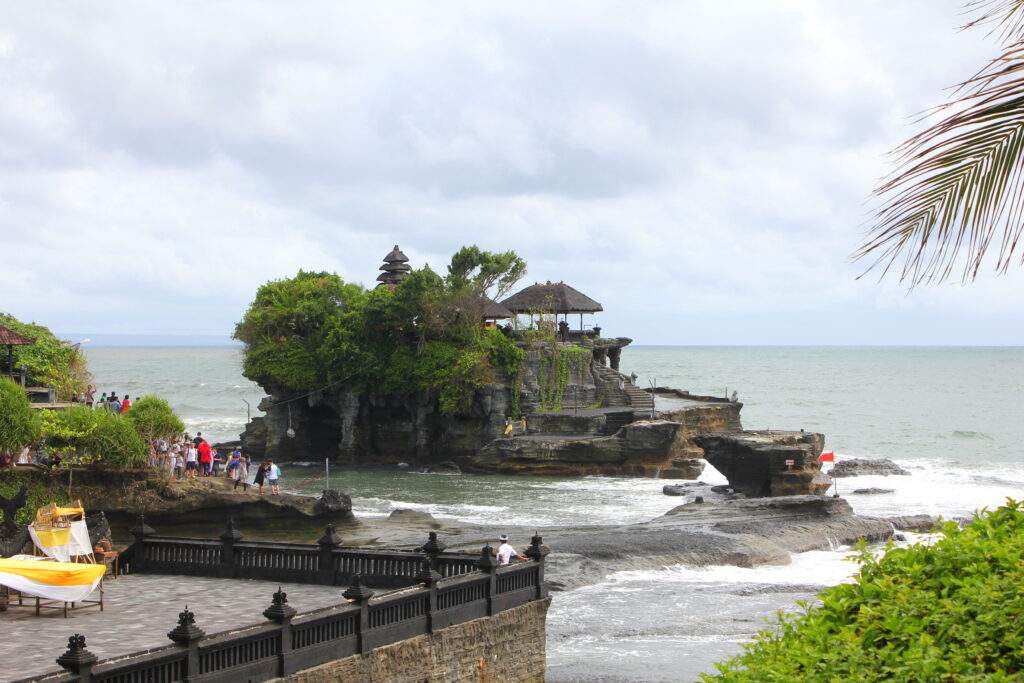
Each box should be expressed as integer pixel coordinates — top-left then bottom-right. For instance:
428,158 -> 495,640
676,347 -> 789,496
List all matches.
0,313 -> 89,399
0,377 -> 40,456
234,246 -> 527,416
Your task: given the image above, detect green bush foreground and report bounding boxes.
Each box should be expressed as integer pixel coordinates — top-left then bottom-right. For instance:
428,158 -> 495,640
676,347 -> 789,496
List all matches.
705,501 -> 1024,682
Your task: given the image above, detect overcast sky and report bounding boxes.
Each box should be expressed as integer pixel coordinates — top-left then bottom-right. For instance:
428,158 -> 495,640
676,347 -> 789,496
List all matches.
2,1 -> 1022,345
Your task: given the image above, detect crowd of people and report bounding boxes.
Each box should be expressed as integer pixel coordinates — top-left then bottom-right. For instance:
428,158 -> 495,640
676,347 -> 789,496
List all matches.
150,432 -> 281,494
68,384 -> 133,413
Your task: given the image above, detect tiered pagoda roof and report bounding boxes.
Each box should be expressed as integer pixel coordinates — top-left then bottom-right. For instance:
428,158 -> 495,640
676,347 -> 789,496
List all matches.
376,245 -> 411,288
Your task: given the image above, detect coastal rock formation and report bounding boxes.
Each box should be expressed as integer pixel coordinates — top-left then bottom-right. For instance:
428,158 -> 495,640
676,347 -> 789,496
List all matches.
852,487 -> 896,495
829,458 -> 910,478
694,431 -> 832,497
468,420 -> 703,477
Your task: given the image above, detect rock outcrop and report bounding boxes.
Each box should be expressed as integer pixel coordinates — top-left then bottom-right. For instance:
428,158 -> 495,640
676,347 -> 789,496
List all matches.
468,420 -> 705,477
828,458 -> 910,478
694,431 -> 833,497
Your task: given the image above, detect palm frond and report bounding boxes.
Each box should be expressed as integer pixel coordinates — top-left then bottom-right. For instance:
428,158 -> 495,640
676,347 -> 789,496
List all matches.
856,0 -> 1024,285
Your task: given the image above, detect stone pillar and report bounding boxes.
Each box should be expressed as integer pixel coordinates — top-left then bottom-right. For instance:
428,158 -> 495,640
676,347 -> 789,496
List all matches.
475,545 -> 498,616
219,518 -> 243,578
608,347 -> 622,371
524,532 -> 549,599
416,558 -> 441,633
167,606 -> 205,682
317,524 -> 342,584
343,575 -> 375,655
128,514 -> 155,573
56,634 -> 99,682
264,587 -> 298,676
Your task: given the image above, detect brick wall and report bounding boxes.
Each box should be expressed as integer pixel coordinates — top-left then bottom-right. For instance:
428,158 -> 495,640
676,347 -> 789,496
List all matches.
284,597 -> 551,683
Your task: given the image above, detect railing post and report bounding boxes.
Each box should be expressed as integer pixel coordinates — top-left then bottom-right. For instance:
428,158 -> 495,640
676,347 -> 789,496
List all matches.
317,524 -> 342,584
219,518 -> 243,578
524,531 -> 550,599
474,545 -> 498,616
56,634 -> 98,682
128,514 -> 155,573
343,574 -> 375,655
421,531 -> 447,573
264,587 -> 297,676
167,606 -> 205,682
416,558 -> 441,633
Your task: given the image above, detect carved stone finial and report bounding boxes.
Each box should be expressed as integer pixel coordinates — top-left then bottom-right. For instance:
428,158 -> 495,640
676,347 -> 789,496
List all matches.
129,513 -> 155,540
421,531 -> 447,556
342,574 -> 375,603
56,634 -> 98,673
317,523 -> 342,547
525,531 -> 549,562
167,605 -> 206,644
263,587 -> 297,623
416,557 -> 442,586
219,517 -> 244,542
475,544 -> 498,572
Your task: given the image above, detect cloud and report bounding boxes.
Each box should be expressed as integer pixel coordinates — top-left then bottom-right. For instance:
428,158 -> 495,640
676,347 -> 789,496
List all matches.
0,0 -> 1018,344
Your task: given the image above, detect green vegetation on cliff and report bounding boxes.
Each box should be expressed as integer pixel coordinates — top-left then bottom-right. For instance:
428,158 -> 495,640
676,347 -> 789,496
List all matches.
0,470 -> 70,527
40,406 -> 148,468
705,501 -> 1024,682
234,246 -> 527,416
0,312 -> 89,399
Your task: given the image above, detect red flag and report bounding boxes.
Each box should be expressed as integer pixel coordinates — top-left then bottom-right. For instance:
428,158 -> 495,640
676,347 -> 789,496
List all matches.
818,452 -> 835,463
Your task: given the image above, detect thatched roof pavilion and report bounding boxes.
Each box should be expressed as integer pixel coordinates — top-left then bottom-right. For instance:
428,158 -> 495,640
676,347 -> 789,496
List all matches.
499,281 -> 603,334
0,323 -> 35,387
500,282 -> 603,315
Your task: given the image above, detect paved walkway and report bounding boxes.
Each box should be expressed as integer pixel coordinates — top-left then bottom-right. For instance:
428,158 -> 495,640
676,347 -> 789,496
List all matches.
0,575 -> 348,680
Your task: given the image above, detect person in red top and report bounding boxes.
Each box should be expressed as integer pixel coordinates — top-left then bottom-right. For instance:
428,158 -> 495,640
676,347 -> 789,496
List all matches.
120,394 -> 132,413
198,440 -> 212,476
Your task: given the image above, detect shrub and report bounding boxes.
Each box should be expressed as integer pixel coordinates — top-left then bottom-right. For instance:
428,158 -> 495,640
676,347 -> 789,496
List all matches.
0,471 -> 69,527
40,406 -> 147,468
126,395 -> 185,444
704,501 -> 1024,682
0,377 -> 40,456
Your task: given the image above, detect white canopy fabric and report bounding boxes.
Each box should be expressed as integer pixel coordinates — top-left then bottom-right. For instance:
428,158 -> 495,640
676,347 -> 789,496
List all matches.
28,520 -> 93,563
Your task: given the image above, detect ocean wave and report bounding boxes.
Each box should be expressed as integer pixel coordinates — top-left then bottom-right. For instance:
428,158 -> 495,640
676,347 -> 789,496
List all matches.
951,430 -> 995,440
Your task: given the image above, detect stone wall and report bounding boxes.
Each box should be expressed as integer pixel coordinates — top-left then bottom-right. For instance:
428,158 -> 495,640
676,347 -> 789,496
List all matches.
283,597 -> 550,683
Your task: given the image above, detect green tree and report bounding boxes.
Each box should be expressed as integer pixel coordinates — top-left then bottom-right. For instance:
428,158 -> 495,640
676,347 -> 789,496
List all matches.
0,377 -> 40,456
856,0 -> 1024,286
126,395 -> 185,444
0,313 -> 89,399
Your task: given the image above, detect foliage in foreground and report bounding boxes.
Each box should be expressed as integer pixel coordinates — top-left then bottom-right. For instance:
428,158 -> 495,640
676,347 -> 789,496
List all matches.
234,246 -> 528,416
0,377 -> 40,455
704,501 -> 1024,682
40,406 -> 147,468
0,312 -> 89,399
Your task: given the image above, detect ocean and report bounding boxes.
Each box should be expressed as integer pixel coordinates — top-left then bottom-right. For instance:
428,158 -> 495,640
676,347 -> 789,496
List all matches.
83,345 -> 1024,681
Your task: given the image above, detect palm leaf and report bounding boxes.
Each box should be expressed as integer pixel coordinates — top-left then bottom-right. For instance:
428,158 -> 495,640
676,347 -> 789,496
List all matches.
856,0 -> 1024,285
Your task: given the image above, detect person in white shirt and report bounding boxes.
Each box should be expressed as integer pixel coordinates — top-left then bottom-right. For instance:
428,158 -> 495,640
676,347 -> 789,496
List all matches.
496,534 -> 527,566
267,460 -> 281,494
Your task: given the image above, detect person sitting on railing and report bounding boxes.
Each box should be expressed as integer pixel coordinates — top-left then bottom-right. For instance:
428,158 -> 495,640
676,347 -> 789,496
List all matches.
496,534 -> 528,566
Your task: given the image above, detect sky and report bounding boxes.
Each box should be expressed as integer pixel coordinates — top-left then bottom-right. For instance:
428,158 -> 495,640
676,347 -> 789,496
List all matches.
2,1 -> 1022,346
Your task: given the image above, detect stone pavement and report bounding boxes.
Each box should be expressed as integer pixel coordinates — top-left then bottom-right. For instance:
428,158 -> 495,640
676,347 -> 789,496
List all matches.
0,574 -> 350,681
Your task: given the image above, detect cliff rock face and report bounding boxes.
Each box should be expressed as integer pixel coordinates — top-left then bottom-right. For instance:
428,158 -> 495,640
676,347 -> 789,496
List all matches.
694,431 -> 832,497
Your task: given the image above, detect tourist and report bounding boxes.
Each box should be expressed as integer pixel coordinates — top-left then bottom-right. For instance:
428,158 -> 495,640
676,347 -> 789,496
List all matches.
184,442 -> 198,478
99,392 -> 108,406
198,440 -> 212,476
267,459 -> 281,494
108,394 -> 121,413
234,451 -> 250,490
495,534 -> 527,566
226,448 -> 242,479
210,447 -> 222,476
85,384 -> 96,409
70,392 -> 80,403
254,462 -> 268,495
120,394 -> 132,413
194,432 -> 205,445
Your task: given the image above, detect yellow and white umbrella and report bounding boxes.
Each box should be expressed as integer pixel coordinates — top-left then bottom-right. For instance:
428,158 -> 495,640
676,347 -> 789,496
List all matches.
0,558 -> 105,602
